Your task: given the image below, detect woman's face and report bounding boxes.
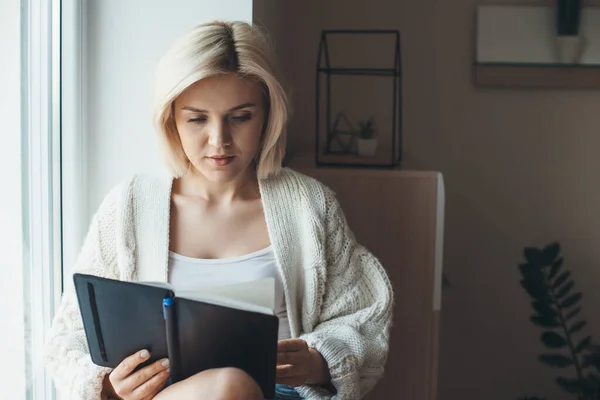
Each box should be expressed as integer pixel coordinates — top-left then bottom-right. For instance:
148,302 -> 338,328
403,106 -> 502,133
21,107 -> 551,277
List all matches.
173,74 -> 266,183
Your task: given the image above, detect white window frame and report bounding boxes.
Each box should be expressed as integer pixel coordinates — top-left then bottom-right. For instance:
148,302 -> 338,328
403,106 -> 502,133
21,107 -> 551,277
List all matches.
61,0 -> 89,280
22,0 -> 63,399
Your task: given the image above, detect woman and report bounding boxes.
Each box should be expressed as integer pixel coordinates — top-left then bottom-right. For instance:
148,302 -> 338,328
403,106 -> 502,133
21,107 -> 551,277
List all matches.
44,21 -> 393,400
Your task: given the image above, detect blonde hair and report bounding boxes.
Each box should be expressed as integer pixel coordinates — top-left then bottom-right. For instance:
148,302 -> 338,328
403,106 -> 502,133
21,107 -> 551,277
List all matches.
153,21 -> 289,179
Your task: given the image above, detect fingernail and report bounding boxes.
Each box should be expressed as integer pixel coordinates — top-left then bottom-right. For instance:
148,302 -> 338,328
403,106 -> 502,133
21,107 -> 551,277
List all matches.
166,367 -> 171,373
140,350 -> 150,359
161,359 -> 170,368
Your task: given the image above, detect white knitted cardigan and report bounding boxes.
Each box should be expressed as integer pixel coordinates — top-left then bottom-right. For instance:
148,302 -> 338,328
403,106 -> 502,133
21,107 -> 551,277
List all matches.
44,168 -> 394,400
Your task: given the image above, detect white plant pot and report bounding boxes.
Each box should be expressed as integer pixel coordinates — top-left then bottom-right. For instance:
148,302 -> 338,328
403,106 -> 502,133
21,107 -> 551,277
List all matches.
357,139 -> 377,157
555,35 -> 586,64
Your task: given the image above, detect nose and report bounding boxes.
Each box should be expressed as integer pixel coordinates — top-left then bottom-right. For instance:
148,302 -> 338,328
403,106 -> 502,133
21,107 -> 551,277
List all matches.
207,120 -> 232,148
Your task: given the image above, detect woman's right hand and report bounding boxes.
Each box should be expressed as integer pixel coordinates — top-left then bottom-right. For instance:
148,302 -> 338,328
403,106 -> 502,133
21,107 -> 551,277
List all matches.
103,349 -> 171,400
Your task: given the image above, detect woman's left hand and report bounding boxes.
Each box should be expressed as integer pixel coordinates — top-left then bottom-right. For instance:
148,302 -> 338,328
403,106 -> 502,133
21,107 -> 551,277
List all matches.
276,339 -> 330,387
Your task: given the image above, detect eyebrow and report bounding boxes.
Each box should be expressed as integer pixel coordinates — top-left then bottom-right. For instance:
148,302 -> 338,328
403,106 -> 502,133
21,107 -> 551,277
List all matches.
181,102 -> 256,113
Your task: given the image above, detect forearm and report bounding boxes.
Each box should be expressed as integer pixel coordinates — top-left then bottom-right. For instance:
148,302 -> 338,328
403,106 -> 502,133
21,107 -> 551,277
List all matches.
306,348 -> 330,385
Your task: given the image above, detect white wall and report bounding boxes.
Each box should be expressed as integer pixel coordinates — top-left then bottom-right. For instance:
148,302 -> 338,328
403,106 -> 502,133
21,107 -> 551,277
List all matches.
84,0 -> 253,220
0,0 -> 26,398
63,0 -> 253,275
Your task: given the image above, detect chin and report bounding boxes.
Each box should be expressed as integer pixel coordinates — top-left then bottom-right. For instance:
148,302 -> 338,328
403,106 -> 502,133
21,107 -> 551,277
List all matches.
192,160 -> 254,183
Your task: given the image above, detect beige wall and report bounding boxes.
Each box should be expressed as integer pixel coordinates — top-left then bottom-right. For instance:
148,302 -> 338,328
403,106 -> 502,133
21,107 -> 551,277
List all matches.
255,0 -> 600,399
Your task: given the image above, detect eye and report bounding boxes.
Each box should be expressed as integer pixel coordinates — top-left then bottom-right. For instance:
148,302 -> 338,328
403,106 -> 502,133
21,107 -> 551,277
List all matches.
187,116 -> 207,124
230,114 -> 252,123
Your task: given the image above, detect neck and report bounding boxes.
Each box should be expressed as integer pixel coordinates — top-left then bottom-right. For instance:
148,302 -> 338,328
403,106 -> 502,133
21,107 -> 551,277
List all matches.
180,167 -> 260,204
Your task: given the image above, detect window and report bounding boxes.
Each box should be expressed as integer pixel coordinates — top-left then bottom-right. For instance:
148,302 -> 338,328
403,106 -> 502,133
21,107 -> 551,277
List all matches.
0,0 -> 63,398
0,0 -> 27,398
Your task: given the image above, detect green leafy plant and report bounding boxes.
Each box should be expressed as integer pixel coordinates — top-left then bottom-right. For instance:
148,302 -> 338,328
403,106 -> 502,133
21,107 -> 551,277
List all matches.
518,242 -> 600,399
357,116 -> 376,140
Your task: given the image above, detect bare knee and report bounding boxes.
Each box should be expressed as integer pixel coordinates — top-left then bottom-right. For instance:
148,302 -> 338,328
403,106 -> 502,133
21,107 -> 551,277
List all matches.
212,367 -> 263,400
156,367 -> 263,400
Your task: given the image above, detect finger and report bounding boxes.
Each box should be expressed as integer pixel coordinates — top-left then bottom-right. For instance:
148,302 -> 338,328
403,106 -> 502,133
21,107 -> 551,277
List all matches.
140,377 -> 169,400
141,378 -> 169,400
140,380 -> 168,400
132,367 -> 170,399
121,358 -> 170,394
111,350 -> 151,382
276,364 -> 298,378
277,339 -> 308,353
277,351 -> 303,366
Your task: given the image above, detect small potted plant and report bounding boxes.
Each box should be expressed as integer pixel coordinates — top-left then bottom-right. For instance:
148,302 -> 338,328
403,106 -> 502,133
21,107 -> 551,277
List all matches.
555,0 -> 585,63
357,116 -> 377,157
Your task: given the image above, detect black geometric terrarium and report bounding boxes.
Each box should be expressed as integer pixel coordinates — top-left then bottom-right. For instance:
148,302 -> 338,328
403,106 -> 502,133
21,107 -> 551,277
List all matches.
315,30 -> 403,167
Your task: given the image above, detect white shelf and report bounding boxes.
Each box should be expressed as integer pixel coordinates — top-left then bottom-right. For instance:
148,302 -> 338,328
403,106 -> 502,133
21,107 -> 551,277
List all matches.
476,5 -> 600,65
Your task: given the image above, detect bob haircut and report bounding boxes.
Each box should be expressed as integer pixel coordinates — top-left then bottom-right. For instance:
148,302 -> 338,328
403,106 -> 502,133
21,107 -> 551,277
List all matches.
153,21 -> 289,179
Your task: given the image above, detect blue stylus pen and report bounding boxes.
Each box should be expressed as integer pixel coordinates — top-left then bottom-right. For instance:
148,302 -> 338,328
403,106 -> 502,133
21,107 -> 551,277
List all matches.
163,297 -> 173,319
162,297 -> 180,382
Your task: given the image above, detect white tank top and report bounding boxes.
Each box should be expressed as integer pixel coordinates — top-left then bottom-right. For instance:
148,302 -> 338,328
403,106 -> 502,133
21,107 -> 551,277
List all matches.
167,246 -> 291,340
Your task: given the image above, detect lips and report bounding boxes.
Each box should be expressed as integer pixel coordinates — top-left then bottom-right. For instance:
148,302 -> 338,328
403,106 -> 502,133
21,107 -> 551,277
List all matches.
207,155 -> 236,166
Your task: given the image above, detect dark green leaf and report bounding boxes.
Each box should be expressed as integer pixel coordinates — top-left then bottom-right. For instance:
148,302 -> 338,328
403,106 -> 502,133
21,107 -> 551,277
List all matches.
556,281 -> 574,299
531,315 -> 560,328
575,336 -> 592,353
552,271 -> 571,289
575,373 -> 600,396
584,372 -> 600,394
583,356 -> 594,369
521,280 -> 550,300
519,262 -> 534,275
541,242 -> 560,266
584,349 -> 600,369
582,346 -> 600,368
561,292 -> 582,308
586,371 -> 599,381
569,321 -> 587,335
549,257 -> 564,279
541,331 -> 567,348
532,301 -> 557,318
520,263 -> 544,278
588,345 -> 600,353
566,307 -> 582,321
556,376 -> 584,394
525,247 -> 543,266
538,354 -> 574,367
520,264 -> 547,285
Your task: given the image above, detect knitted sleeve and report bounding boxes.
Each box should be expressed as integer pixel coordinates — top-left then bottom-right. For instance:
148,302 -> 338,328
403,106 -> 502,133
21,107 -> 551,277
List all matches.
43,188 -> 122,400
298,188 -> 394,400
